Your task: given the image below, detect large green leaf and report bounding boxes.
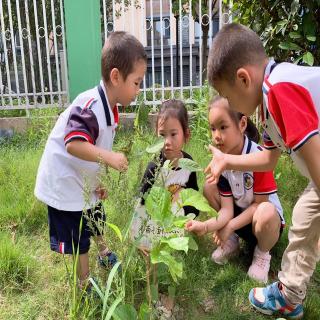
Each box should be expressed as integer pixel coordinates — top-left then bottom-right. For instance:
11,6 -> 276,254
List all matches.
187,236 -> 198,251
145,186 -> 171,223
113,304 -> 137,320
146,138 -> 164,154
306,35 -> 316,42
178,158 -> 203,172
289,31 -> 301,39
138,302 -> 152,320
162,213 -> 176,230
180,189 -> 217,217
160,237 -> 189,253
150,248 -> 183,282
279,41 -> 302,51
303,52 -> 314,66
172,213 -> 196,228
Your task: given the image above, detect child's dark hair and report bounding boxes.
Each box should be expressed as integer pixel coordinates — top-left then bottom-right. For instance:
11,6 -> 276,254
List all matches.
156,99 -> 189,138
209,96 -> 260,143
207,23 -> 267,85
101,31 -> 147,83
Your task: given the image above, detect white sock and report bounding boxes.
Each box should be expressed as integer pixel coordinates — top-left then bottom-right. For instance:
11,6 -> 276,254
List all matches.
255,246 -> 270,257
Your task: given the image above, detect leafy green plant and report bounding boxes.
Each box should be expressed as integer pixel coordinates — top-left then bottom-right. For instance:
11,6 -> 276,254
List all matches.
136,139 -> 217,310
231,0 -> 320,65
146,181 -> 215,280
66,115 -> 155,320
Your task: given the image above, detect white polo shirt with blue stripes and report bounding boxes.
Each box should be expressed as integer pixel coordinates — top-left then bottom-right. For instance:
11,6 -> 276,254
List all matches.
35,80 -> 119,211
218,136 -> 285,226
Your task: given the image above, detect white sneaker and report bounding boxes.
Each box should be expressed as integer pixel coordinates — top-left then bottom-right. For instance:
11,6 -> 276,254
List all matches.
211,233 -> 240,265
247,246 -> 271,283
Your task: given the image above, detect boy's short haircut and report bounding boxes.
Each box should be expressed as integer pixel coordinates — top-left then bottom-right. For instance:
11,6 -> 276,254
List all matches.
207,23 -> 267,85
101,31 -> 147,83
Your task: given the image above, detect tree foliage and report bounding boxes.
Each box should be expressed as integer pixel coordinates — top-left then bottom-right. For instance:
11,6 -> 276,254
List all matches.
231,0 -> 320,65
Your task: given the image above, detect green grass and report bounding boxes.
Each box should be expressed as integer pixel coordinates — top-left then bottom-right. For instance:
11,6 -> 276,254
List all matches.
0,127 -> 320,320
0,106 -> 64,118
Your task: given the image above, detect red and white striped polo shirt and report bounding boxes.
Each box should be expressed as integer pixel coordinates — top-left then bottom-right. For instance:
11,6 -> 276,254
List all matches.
261,59 -> 320,179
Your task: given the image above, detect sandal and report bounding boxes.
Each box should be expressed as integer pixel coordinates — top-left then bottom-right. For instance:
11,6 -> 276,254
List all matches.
97,251 -> 118,269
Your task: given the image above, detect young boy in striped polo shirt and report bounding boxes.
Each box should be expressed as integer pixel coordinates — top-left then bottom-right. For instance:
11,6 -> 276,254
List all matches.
35,31 -> 147,290
206,23 -> 320,319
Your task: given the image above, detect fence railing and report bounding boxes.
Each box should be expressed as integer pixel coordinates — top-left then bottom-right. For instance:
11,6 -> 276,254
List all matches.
0,0 -> 232,111
101,0 -> 232,107
0,0 -> 68,110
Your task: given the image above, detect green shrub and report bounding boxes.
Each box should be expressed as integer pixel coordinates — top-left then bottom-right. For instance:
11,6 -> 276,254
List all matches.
233,0 -> 320,65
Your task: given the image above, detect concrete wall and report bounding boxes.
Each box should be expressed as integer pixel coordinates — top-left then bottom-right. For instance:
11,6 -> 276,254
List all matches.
0,112 -> 197,136
0,113 -> 159,136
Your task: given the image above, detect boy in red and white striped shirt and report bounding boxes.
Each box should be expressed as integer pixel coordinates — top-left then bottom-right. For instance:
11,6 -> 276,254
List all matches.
206,23 -> 320,319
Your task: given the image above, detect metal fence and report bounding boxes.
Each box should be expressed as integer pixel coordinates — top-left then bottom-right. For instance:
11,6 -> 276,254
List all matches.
101,0 -> 232,107
0,0 -> 232,110
0,0 -> 68,110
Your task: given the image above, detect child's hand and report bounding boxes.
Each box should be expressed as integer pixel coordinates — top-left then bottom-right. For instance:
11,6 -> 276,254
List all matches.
213,222 -> 234,247
205,145 -> 227,184
185,220 -> 207,236
107,152 -> 128,172
95,185 -> 107,200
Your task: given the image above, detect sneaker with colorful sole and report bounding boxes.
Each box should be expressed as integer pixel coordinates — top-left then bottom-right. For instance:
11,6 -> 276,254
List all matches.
249,281 -> 303,319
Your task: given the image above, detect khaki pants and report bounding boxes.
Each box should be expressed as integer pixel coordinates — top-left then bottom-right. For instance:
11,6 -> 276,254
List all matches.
278,182 -> 320,305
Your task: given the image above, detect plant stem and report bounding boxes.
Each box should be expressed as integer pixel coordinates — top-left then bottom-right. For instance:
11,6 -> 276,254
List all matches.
153,263 -> 158,290
144,254 -> 152,310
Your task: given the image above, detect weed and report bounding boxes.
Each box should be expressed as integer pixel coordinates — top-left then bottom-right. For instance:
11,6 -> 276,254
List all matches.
0,232 -> 34,291
0,125 -> 320,319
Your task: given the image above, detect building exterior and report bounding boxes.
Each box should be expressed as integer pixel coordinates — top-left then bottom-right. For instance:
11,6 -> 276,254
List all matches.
111,0 -> 220,87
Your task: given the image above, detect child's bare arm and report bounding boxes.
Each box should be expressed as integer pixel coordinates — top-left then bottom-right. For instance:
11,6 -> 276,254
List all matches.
228,194 -> 269,231
299,134 -> 320,190
185,196 -> 234,235
213,194 -> 268,246
66,140 -> 128,171
205,146 -> 281,184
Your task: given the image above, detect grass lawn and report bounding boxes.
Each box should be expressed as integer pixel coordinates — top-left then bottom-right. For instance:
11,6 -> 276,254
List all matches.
0,126 -> 320,320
